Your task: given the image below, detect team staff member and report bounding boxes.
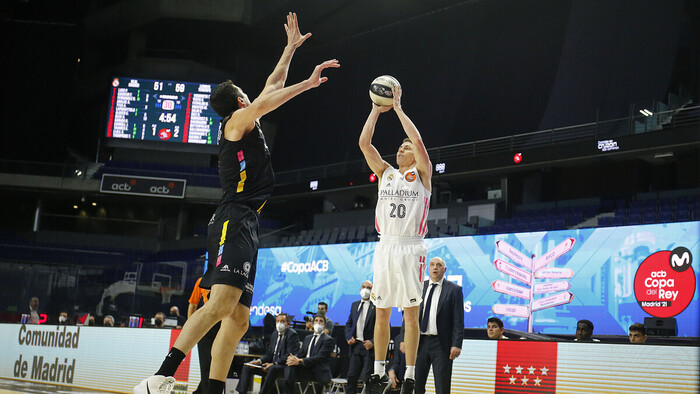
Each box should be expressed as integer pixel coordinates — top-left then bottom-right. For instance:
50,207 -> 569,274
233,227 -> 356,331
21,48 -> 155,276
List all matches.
285,315 -> 334,393
628,323 -> 647,344
413,257 -> 464,394
237,313 -> 299,394
134,13 -> 339,394
486,317 -> 508,340
344,281 -> 376,394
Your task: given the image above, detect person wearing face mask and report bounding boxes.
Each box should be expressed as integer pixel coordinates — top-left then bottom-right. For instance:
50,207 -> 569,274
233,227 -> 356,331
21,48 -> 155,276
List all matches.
345,281 -> 376,394
153,312 -> 166,328
410,257 -> 464,394
236,313 -> 299,394
57,311 -> 70,325
285,315 -> 334,393
169,306 -> 186,329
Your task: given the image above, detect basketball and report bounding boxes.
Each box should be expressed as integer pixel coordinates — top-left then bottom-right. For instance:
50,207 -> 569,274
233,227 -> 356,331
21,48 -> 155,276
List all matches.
369,75 -> 400,106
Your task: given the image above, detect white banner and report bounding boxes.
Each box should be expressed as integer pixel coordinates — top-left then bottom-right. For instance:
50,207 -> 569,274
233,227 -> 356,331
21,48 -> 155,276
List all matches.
0,324 -> 200,394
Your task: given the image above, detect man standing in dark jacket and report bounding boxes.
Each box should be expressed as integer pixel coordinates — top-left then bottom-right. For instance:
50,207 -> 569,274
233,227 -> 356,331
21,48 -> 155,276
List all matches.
413,257 -> 464,394
345,281 -> 376,394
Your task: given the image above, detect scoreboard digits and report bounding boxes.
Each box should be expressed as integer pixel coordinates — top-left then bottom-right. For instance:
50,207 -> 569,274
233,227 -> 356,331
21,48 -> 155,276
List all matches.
106,77 -> 218,146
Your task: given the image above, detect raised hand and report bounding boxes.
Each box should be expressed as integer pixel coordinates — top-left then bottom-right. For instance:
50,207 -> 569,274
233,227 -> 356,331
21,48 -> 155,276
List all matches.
372,103 -> 392,114
285,12 -> 311,49
306,59 -> 340,88
391,84 -> 403,111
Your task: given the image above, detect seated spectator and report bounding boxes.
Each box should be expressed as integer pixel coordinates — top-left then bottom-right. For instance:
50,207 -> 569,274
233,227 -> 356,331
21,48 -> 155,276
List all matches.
87,315 -> 96,326
28,297 -> 40,324
486,317 -> 508,339
236,313 -> 300,394
284,315 -> 334,393
154,312 -> 166,328
574,319 -> 599,342
628,323 -> 647,344
387,332 -> 406,391
103,315 -> 115,327
169,306 -> 186,328
58,311 -> 69,326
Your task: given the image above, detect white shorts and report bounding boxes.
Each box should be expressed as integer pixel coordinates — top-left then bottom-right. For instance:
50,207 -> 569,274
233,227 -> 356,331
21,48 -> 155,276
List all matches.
371,236 -> 426,309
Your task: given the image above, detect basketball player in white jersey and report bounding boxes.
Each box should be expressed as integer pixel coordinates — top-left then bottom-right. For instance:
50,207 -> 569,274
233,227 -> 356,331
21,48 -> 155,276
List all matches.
359,84 -> 431,394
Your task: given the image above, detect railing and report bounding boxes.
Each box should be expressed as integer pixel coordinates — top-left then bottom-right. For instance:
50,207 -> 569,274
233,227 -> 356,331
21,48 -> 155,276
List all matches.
277,104 -> 699,184
0,105 -> 697,185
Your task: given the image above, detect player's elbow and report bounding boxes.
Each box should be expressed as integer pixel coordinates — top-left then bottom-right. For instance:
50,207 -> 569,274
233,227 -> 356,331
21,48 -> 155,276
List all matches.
358,137 -> 372,150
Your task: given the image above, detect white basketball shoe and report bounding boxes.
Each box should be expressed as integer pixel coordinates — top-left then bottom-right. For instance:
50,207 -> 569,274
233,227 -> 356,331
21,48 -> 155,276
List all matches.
133,375 -> 175,394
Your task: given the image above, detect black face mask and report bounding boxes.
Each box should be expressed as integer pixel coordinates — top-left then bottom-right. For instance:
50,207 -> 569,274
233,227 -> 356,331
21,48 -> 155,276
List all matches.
88,320 -> 95,326
155,319 -> 163,326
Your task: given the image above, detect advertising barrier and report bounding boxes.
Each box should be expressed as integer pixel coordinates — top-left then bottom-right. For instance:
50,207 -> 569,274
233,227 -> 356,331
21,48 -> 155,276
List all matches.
1,325 -> 696,393
253,222 -> 699,335
425,339 -> 699,393
0,324 -> 200,393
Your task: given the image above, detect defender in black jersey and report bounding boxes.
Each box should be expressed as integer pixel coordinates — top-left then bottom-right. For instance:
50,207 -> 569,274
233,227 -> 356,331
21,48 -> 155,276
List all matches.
134,13 -> 339,394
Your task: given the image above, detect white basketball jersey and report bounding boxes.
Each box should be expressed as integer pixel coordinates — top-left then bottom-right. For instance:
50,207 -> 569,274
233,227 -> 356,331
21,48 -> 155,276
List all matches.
375,166 -> 431,237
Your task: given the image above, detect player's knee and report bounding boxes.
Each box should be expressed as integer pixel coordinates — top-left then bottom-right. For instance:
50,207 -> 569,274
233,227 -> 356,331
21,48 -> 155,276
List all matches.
207,299 -> 236,319
232,305 -> 250,325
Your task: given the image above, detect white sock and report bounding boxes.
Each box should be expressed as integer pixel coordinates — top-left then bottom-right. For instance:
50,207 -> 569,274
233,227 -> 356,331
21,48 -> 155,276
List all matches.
405,365 -> 415,380
374,361 -> 386,377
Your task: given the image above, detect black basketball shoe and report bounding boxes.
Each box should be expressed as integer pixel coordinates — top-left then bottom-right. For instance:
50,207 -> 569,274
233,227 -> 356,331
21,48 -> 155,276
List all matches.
399,378 -> 414,394
365,374 -> 391,394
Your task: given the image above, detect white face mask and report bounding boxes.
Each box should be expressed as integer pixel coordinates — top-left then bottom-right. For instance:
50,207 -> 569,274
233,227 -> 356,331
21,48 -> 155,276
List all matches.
360,288 -> 371,300
276,322 -> 287,333
313,323 -> 324,334
59,316 -> 67,323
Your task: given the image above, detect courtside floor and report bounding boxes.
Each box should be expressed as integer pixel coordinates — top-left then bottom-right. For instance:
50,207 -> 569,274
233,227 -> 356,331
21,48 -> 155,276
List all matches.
0,379 -> 107,394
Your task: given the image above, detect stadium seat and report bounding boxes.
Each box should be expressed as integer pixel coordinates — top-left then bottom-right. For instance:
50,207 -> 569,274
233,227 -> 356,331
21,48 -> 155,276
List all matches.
346,226 -> 357,243
642,211 -> 657,224
355,226 -> 366,242
328,228 -> 340,244
337,227 -> 348,243
627,213 -> 642,225
598,217 -> 613,227
659,211 -> 673,223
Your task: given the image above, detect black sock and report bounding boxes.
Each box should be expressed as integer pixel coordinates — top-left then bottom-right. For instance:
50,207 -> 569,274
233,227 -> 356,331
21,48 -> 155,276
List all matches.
207,379 -> 225,394
155,347 -> 186,377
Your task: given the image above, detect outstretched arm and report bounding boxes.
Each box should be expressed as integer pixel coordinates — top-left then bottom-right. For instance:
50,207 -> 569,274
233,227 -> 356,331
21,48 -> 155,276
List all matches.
359,104 -> 391,179
225,59 -> 340,141
392,85 -> 432,190
259,12 -> 311,97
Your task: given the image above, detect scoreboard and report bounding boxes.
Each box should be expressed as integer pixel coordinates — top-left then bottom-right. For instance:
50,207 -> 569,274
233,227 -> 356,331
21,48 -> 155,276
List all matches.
105,77 -> 219,146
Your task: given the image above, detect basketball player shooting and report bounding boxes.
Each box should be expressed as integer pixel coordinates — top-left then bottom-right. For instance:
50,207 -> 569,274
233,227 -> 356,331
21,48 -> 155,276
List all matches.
134,13 -> 339,394
359,84 -> 432,394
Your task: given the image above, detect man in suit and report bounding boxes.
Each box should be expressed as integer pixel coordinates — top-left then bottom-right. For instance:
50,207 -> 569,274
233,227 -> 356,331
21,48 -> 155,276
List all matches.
236,313 -> 299,394
414,257 -> 464,394
344,281 -> 376,394
285,315 -> 334,393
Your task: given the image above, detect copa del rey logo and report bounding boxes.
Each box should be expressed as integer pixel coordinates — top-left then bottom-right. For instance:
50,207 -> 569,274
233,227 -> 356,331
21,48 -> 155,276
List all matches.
495,341 -> 557,393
